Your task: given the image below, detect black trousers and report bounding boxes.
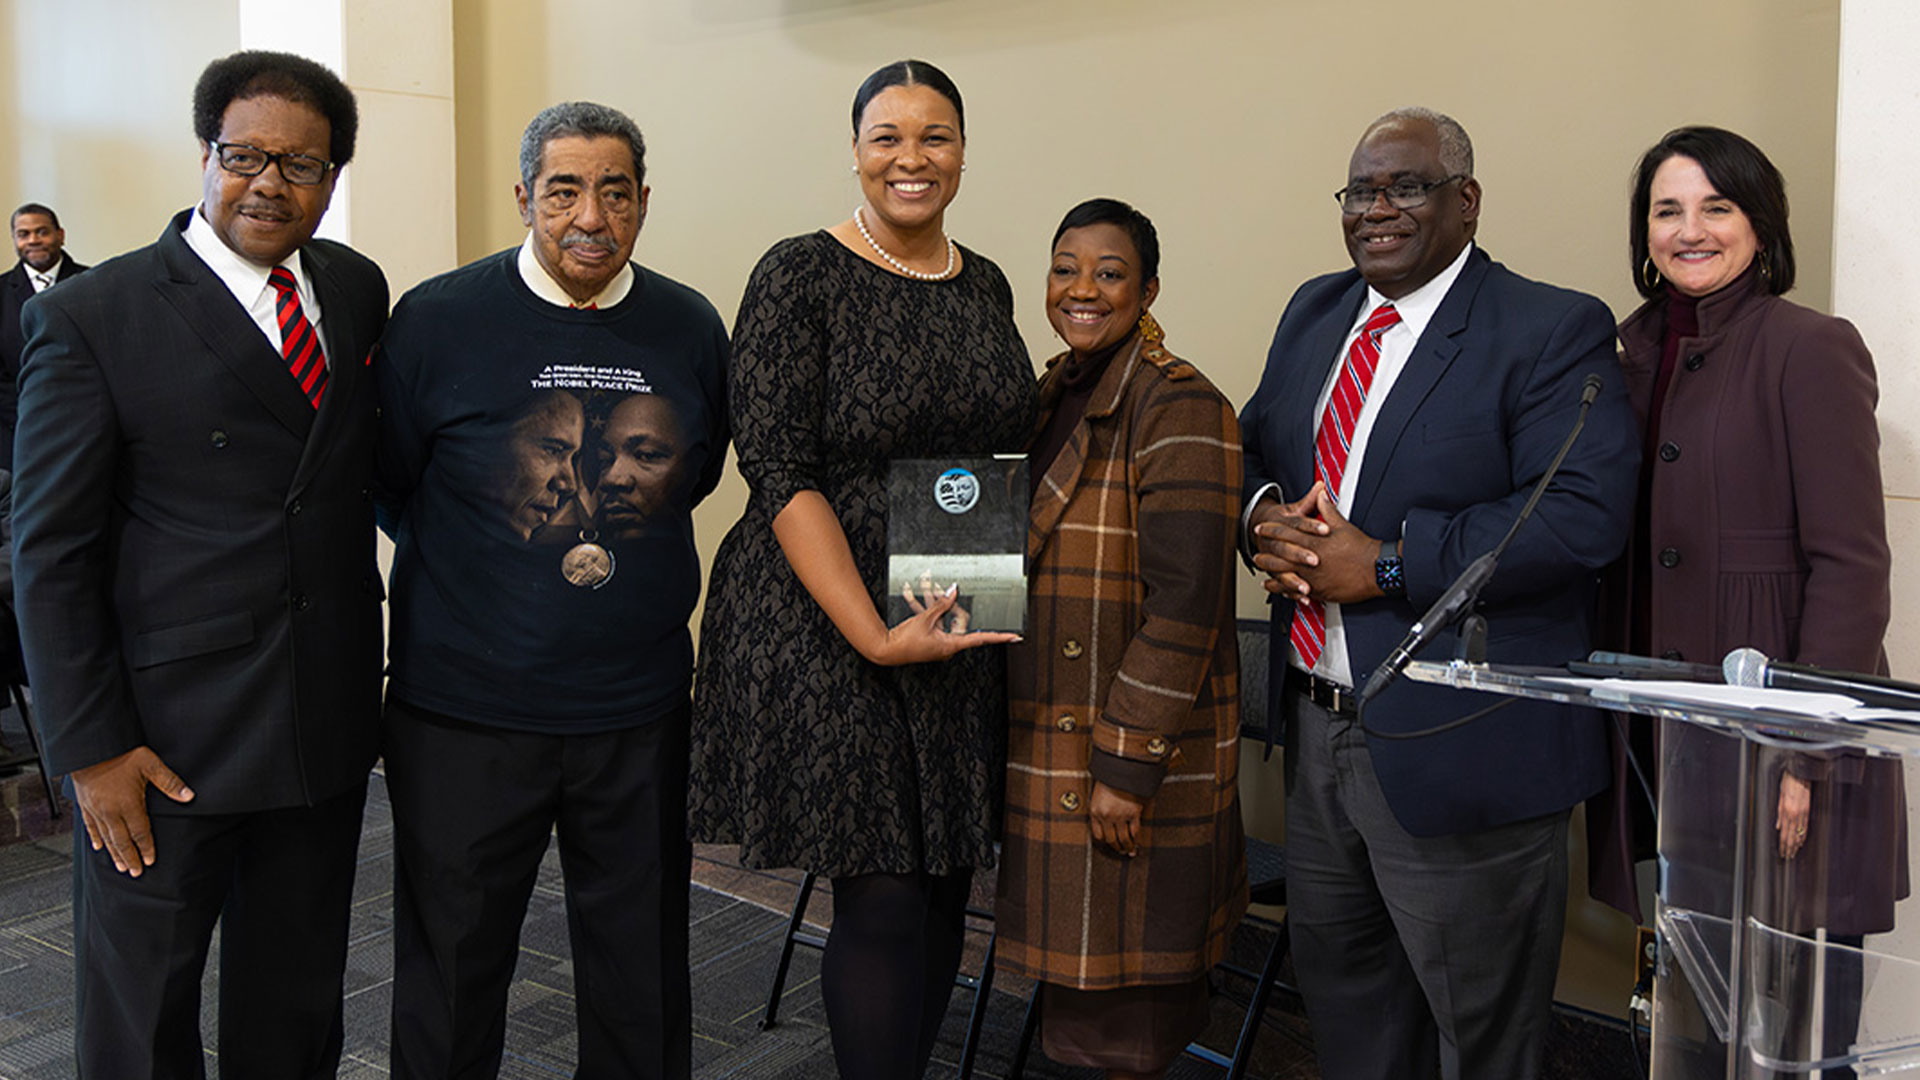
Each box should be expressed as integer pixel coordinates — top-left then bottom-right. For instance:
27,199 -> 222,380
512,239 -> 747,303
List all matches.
73,779 -> 369,1080
385,699 -> 693,1080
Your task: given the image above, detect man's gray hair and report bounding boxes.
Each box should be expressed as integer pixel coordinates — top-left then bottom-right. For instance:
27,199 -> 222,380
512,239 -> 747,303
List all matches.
1373,107 -> 1473,178
519,101 -> 646,190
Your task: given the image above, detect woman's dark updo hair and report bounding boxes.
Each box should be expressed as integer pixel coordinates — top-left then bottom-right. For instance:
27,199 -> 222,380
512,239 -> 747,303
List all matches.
1051,198 -> 1160,283
851,59 -> 964,138
1629,125 -> 1795,300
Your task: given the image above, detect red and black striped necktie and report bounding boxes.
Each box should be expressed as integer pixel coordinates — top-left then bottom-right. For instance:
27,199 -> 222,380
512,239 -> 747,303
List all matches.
268,266 -> 328,408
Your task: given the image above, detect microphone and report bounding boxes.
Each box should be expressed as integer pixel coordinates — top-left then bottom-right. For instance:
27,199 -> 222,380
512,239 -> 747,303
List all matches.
1574,651 -> 1723,683
1359,374 -> 1604,705
1722,648 -> 1920,712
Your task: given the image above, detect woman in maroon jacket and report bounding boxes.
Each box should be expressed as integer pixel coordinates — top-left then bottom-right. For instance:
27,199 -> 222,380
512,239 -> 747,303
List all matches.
1616,125 -> 1908,1072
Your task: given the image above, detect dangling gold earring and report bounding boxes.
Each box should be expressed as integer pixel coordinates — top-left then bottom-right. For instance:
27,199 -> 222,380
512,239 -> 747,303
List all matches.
1759,250 -> 1772,280
1641,257 -> 1663,290
1137,311 -> 1164,343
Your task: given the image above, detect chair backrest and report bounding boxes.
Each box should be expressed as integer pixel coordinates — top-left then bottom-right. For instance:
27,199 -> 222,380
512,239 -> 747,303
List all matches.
1236,617 -> 1275,747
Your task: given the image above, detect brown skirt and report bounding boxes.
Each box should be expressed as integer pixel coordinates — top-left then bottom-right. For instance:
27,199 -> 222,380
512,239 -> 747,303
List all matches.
1039,977 -> 1211,1072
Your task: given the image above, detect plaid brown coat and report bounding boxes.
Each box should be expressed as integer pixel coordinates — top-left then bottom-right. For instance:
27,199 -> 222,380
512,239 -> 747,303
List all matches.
996,333 -> 1248,989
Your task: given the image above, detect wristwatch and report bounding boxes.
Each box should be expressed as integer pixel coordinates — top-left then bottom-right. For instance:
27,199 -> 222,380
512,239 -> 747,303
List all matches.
1374,539 -> 1405,597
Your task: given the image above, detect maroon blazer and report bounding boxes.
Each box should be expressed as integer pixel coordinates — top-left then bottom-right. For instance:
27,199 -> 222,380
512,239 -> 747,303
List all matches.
1592,267 -> 1907,933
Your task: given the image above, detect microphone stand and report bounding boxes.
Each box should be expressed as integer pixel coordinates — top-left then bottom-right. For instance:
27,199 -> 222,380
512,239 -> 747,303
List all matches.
1359,374 -> 1603,706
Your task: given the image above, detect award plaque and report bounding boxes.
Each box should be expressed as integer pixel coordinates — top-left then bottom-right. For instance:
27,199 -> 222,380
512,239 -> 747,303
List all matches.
886,455 -> 1028,633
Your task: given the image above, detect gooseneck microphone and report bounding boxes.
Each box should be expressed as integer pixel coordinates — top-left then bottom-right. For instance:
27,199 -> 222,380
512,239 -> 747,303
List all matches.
1722,648 -> 1920,712
1359,374 -> 1605,705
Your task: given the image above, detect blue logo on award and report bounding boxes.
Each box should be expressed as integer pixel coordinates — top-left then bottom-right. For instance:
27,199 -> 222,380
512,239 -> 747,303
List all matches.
934,468 -> 980,514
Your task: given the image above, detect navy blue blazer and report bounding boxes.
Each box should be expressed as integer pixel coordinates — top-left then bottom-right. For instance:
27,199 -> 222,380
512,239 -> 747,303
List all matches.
1240,247 -> 1639,836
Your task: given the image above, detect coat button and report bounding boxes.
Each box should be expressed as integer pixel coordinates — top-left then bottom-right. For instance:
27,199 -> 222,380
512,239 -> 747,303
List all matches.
210,429 -> 229,448
1055,714 -> 1076,733
1061,640 -> 1084,660
288,498 -> 303,516
1146,736 -> 1169,757
1684,353 -> 1705,372
1662,649 -> 1685,661
1658,442 -> 1680,462
1659,547 -> 1681,569
1059,791 -> 1081,811
292,593 -> 311,611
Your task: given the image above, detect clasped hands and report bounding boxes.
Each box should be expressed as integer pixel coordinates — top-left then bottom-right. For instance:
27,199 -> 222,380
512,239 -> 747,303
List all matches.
1250,481 -> 1387,604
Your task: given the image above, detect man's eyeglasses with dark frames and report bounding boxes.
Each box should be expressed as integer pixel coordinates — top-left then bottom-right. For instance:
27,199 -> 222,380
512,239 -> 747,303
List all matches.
211,142 -> 335,186
1334,174 -> 1467,215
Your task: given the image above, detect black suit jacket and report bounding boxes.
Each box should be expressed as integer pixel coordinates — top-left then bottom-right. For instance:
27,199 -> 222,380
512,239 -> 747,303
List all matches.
1240,247 -> 1640,836
2,252 -> 89,468
13,209 -> 389,814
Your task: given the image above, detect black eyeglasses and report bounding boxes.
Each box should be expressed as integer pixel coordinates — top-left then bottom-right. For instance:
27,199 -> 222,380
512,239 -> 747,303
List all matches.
1334,174 -> 1466,215
212,142 -> 335,186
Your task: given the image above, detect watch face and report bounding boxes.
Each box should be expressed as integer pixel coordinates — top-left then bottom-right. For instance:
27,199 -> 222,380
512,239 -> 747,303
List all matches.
1374,551 -> 1405,596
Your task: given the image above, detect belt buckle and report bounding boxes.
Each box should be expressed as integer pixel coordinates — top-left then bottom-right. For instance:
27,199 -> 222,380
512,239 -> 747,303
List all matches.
1316,677 -> 1354,716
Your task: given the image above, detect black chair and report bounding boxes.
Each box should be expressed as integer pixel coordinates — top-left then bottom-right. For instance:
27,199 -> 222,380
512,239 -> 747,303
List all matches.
757,870 -> 1000,1079
1007,618 -> 1296,1078
0,599 -> 58,816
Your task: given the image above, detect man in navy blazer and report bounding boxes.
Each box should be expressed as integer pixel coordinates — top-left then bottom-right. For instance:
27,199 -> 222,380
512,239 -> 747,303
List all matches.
1239,108 -> 1637,1078
13,51 -> 388,1078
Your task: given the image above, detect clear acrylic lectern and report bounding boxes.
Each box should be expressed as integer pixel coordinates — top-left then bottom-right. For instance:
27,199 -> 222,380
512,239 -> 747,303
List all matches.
1404,660 -> 1919,1078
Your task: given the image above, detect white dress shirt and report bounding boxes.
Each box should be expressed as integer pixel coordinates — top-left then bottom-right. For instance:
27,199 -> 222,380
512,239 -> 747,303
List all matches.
516,235 -> 633,308
183,207 -> 324,362
1249,242 -> 1476,687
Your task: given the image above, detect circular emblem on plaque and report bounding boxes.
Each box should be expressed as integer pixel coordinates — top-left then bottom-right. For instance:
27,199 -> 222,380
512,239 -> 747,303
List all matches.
933,468 -> 980,515
562,532 -> 616,589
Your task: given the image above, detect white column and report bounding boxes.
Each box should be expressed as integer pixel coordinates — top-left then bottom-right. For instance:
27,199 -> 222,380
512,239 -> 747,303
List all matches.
239,0 -> 455,295
1832,0 -> 1920,1037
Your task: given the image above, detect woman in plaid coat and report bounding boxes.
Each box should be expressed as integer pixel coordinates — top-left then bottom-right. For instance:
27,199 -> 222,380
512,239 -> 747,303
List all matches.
997,199 -> 1248,1078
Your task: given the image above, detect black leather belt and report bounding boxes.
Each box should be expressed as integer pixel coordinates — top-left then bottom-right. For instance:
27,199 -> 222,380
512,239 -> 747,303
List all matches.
1287,667 -> 1358,717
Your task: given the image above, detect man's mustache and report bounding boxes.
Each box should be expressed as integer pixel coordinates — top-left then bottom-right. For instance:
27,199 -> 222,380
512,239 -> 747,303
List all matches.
560,232 -> 618,252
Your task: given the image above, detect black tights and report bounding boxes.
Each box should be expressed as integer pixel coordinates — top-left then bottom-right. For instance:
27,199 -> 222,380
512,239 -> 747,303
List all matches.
821,870 -> 973,1080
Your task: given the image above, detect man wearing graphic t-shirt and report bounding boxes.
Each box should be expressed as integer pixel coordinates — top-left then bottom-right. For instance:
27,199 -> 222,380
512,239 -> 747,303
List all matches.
373,100 -> 728,1080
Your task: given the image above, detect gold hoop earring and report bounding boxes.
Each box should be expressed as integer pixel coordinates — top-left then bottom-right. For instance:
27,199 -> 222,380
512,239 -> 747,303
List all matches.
1641,257 -> 1663,290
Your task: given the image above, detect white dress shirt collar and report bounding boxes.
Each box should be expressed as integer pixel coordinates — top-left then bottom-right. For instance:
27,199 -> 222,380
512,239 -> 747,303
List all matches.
182,206 -> 322,355
1351,240 -> 1475,344
517,235 -> 634,309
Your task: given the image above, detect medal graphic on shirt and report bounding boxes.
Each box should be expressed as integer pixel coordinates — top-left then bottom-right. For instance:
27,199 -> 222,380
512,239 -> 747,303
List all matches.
562,527 -> 615,588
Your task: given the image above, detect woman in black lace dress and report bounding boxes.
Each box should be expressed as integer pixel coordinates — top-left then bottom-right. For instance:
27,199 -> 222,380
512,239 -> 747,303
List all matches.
690,59 -> 1036,1079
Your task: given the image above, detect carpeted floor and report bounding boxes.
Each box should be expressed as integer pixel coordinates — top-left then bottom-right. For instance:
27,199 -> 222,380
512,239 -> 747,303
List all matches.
0,760 -> 1642,1079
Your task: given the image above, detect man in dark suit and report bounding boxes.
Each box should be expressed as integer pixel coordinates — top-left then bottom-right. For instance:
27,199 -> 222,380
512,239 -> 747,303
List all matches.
12,50 -> 388,1078
2,203 -> 88,467
1239,108 -> 1638,1079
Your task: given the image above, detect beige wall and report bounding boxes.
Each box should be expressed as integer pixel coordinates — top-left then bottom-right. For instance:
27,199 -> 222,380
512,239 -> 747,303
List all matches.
1834,0 -> 1920,1036
0,0 -> 239,256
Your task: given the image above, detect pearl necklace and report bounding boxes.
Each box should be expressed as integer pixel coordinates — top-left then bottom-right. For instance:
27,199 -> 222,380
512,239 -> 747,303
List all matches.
854,207 -> 957,281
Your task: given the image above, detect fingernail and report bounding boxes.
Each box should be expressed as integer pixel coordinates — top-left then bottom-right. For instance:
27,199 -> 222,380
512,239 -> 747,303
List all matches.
945,583 -> 958,597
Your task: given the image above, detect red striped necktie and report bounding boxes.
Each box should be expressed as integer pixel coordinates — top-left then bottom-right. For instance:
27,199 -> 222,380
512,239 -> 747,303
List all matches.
1289,301 -> 1400,671
269,266 -> 328,408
